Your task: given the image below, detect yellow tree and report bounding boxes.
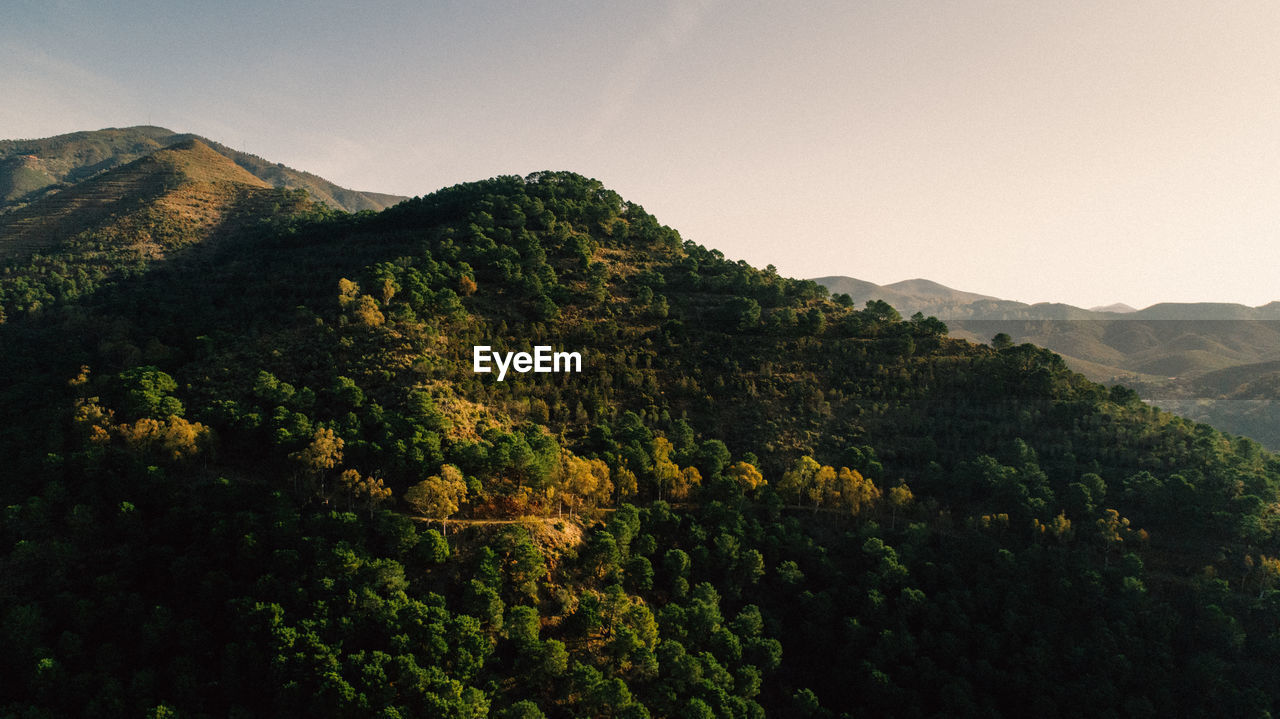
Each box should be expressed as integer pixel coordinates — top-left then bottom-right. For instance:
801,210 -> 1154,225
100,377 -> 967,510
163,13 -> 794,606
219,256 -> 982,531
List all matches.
1033,512 -> 1073,543
560,453 -> 613,517
73,398 -> 115,446
779,456 -> 821,507
349,295 -> 385,326
338,278 -> 361,306
836,467 -> 881,518
117,415 -> 215,463
290,428 -> 344,496
337,278 -> 385,326
888,483 -> 914,530
76,398 -> 214,466
651,437 -> 681,502
338,469 -> 393,517
808,464 -> 836,512
613,465 -> 638,503
158,415 -> 215,462
405,465 -> 468,534
379,277 -> 398,304
671,466 -> 702,501
725,461 -> 766,494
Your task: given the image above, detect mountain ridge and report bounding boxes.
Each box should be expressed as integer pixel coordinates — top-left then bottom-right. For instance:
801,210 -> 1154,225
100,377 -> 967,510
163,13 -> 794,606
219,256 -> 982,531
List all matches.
816,274 -> 1280,448
0,126 -> 407,214
814,274 -> 1280,321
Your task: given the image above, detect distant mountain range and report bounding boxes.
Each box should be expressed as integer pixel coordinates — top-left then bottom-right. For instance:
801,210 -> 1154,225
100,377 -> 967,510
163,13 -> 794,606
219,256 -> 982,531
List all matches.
0,126 -> 406,215
815,276 -> 1280,323
815,275 -> 1280,448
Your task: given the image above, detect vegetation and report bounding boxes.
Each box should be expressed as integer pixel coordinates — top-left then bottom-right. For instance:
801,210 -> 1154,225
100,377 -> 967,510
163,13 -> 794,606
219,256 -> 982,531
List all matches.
3,162 -> 1280,717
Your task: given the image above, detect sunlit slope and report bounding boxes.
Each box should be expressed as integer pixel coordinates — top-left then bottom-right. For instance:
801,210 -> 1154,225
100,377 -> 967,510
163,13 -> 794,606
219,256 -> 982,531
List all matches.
0,126 -> 406,213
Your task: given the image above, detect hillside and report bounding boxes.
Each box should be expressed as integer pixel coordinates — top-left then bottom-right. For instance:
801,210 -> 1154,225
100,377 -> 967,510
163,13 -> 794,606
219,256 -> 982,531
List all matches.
0,139 -> 268,257
4,170 -> 1280,717
0,126 -> 406,214
0,138 -> 325,320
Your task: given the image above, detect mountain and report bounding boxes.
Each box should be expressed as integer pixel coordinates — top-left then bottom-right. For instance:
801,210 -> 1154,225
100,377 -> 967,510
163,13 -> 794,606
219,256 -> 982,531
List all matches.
815,275 -> 1000,313
816,275 -> 1280,323
816,275 -> 1280,448
0,137 -> 325,318
1,138 -> 269,257
0,126 -> 406,214
1090,302 -> 1138,313
5,156 -> 1280,716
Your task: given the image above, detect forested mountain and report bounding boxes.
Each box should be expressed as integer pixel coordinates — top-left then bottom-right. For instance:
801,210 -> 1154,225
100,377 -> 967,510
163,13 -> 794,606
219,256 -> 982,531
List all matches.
816,276 -> 1280,450
0,126 -> 406,214
4,153 -> 1280,717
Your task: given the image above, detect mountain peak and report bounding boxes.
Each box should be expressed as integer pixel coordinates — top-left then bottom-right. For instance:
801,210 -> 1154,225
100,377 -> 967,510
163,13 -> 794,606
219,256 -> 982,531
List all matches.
1088,302 -> 1138,313
146,138 -> 270,188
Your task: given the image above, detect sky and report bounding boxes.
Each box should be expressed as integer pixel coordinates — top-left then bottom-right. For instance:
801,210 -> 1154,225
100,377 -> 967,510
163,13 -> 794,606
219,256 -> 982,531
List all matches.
5,0 -> 1279,309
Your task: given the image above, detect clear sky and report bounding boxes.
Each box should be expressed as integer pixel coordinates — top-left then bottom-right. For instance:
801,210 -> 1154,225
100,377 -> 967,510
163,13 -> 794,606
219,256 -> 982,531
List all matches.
5,1 -> 1279,309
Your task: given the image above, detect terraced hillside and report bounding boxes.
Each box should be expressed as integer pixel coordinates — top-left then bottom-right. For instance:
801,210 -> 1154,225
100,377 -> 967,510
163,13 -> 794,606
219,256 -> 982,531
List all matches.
0,139 -> 272,258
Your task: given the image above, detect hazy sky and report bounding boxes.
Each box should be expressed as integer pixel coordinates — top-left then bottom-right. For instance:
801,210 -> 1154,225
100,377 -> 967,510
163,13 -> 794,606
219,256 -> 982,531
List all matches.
5,1 -> 1279,308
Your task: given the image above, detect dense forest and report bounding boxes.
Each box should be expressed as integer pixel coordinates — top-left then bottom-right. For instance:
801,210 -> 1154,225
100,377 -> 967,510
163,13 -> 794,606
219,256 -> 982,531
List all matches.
4,163 -> 1280,717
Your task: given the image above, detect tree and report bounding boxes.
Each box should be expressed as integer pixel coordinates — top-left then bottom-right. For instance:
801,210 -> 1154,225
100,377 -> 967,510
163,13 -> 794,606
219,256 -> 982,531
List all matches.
338,277 -> 385,325
613,465 -> 638,503
779,456 -> 821,506
808,464 -> 836,511
863,299 -> 901,325
992,332 -> 1014,350
888,483 -> 914,530
405,465 -> 468,534
115,414 -> 215,463
558,453 -> 612,517
289,427 -> 344,495
671,466 -> 702,501
726,297 -> 761,331
697,439 -> 730,478
799,308 -> 826,335
116,366 -> 184,418
725,461 -> 766,494
836,467 -> 880,517
652,437 -> 681,502
337,469 -> 393,517
1095,508 -> 1129,567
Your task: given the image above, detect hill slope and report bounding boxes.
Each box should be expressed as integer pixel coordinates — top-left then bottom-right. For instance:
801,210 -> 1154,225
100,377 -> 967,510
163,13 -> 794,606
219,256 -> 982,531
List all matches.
0,138 -> 325,319
3,171 -> 1280,717
0,126 -> 406,213
0,139 -> 269,257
